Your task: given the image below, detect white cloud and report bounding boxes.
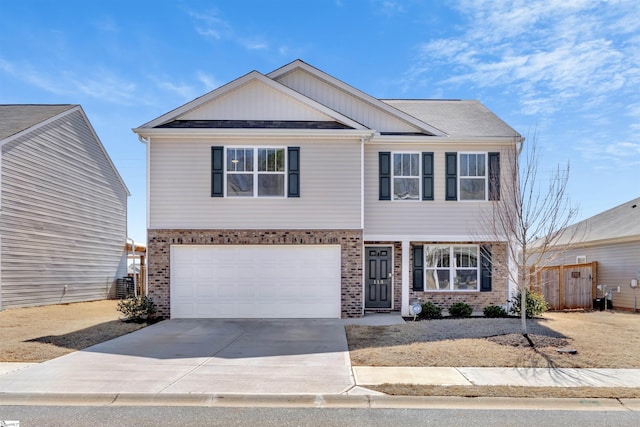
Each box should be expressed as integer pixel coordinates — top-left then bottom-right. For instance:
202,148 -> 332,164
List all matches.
187,9 -> 232,41
154,78 -> 197,100
196,71 -> 220,92
406,0 -> 640,117
0,57 -> 139,105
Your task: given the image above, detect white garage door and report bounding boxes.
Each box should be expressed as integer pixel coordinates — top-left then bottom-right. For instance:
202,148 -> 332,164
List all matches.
170,245 -> 341,318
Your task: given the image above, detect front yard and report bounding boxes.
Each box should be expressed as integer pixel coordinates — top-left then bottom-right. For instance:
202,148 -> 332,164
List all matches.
347,310 -> 640,368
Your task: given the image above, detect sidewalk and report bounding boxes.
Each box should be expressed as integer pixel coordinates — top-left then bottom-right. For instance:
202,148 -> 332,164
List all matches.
2,361 -> 640,390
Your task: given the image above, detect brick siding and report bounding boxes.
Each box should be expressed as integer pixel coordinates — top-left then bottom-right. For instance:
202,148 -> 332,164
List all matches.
147,229 -> 363,319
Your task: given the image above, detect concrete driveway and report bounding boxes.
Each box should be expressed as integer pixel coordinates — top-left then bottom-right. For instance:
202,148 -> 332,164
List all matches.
0,318 -> 366,395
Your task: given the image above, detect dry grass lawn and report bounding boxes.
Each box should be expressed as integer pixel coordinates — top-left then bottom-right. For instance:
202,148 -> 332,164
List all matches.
349,310 -> 640,398
0,300 -> 147,362
347,310 -> 640,368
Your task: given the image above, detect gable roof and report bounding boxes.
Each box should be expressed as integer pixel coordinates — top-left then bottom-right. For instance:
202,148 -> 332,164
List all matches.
0,104 -> 130,196
382,99 -> 521,139
134,59 -> 521,141
0,104 -> 76,141
559,197 -> 640,246
268,60 -> 447,137
136,70 -> 367,131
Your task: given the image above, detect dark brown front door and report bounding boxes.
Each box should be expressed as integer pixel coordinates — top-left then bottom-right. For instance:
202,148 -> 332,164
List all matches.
365,247 -> 392,309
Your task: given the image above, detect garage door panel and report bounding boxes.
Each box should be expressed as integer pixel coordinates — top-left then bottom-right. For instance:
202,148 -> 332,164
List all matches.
170,245 -> 341,318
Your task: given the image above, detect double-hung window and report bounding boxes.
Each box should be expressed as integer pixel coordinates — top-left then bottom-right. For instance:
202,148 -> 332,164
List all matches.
226,147 -> 285,197
424,245 -> 479,291
459,153 -> 487,201
392,153 -> 420,200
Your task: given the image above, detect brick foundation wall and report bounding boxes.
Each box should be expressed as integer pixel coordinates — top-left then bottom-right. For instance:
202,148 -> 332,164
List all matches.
147,229 -> 363,319
409,243 -> 509,312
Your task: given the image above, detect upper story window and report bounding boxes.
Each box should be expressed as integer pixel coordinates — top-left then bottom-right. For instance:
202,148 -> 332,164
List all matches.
379,151 -> 433,201
393,153 -> 420,200
212,146 -> 299,198
223,147 -> 287,197
459,153 -> 487,201
445,151 -> 500,202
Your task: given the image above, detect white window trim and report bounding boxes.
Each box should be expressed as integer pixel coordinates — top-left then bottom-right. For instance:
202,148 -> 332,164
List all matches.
424,244 -> 480,292
458,152 -> 488,202
224,146 -> 287,198
391,151 -> 421,202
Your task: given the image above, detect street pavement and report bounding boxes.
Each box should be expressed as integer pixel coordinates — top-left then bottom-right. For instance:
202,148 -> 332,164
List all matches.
0,314 -> 639,408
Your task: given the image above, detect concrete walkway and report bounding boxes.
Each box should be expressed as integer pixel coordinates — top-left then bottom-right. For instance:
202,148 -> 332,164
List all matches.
1,314 -> 639,405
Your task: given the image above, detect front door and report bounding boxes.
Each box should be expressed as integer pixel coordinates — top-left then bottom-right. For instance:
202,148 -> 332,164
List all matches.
365,247 -> 392,309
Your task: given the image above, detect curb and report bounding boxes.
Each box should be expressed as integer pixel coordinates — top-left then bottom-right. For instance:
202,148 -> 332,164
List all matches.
1,392 -> 639,411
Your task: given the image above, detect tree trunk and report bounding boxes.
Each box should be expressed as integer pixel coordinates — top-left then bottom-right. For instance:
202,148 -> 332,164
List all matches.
521,286 -> 527,334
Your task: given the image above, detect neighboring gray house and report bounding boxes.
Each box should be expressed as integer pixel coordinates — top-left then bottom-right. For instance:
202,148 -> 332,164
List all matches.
0,105 -> 130,310
543,197 -> 640,311
134,60 -> 522,319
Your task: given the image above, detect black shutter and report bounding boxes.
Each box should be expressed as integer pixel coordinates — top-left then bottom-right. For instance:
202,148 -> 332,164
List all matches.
211,146 -> 224,197
488,152 -> 500,201
480,245 -> 492,292
379,152 -> 391,200
288,146 -> 300,198
445,152 -> 457,200
422,152 -> 434,201
412,245 -> 424,291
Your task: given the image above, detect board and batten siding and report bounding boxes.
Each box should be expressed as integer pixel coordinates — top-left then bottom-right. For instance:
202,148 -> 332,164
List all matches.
0,109 -> 128,309
275,69 -> 423,134
364,143 -> 516,238
149,137 -> 362,230
180,79 -> 335,122
545,241 -> 640,311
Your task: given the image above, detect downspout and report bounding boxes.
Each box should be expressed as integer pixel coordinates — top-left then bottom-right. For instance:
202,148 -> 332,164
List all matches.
360,132 -> 374,316
126,237 -> 137,297
138,134 -> 151,297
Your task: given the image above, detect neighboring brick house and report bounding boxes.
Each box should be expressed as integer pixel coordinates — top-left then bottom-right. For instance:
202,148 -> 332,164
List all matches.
133,60 -> 522,319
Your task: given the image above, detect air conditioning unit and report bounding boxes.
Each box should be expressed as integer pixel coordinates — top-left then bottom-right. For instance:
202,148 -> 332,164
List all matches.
576,255 -> 587,264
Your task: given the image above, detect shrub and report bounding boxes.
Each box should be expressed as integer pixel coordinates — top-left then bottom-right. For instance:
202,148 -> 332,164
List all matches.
509,289 -> 549,318
483,305 -> 508,318
419,301 -> 443,319
117,295 -> 157,323
448,302 -> 473,318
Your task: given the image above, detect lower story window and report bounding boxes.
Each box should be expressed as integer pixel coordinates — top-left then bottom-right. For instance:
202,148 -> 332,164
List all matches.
424,245 -> 479,291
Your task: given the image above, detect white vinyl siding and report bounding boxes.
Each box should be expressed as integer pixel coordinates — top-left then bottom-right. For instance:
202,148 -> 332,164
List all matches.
0,110 -> 128,309
149,138 -> 362,229
364,143 -> 514,237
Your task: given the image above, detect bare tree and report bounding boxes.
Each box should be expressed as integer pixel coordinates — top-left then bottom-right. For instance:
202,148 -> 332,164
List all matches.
483,135 -> 579,336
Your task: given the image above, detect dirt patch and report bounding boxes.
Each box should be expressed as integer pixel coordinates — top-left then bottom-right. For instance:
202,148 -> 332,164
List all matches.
347,311 -> 640,368
370,384 -> 640,399
0,300 -> 147,362
487,333 -> 569,348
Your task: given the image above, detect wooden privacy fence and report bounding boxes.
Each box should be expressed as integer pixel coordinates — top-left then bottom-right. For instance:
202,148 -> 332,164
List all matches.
531,262 -> 597,310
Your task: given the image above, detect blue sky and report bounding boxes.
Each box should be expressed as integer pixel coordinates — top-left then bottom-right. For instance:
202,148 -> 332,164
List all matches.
1,0 -> 638,243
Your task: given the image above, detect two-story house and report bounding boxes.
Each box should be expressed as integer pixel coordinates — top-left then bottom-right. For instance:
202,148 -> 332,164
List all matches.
133,60 -> 522,319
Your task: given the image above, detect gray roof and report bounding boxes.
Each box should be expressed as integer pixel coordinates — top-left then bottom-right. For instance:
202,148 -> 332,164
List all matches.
383,99 -> 521,139
0,104 -> 76,141
562,197 -> 640,245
